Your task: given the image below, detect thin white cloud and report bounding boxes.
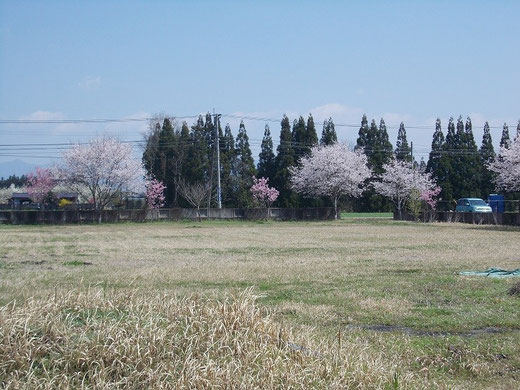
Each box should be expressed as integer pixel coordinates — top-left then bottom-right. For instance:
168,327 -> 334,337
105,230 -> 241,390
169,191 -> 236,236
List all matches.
309,103 -> 364,125
78,76 -> 101,90
21,110 -> 65,121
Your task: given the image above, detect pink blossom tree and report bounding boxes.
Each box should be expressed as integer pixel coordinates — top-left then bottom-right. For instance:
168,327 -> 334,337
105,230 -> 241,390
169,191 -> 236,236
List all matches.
26,167 -> 57,206
145,177 -> 166,210
488,137 -> 520,192
419,187 -> 442,210
290,143 -> 372,219
57,137 -> 144,221
372,159 -> 439,219
250,177 -> 279,217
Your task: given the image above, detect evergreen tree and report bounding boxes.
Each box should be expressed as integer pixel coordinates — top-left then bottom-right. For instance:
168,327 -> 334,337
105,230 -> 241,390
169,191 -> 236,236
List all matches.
233,121 -> 256,207
184,115 -> 210,184
375,118 -> 393,170
291,116 -> 307,161
395,122 -> 412,162
355,114 -> 370,150
458,116 -> 481,199
320,118 -> 337,145
427,118 -> 452,207
220,123 -> 235,206
154,118 -> 176,205
464,116 -> 476,147
455,115 -> 465,149
142,121 -> 162,181
257,124 -> 276,181
305,114 -> 318,151
444,116 -> 468,201
273,115 -> 297,207
500,123 -> 511,149
479,121 -> 496,198
445,117 -> 457,150
516,120 -> 520,141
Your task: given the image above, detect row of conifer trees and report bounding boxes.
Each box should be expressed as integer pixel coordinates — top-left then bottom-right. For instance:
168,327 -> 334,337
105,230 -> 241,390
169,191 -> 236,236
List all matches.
142,113 -> 519,210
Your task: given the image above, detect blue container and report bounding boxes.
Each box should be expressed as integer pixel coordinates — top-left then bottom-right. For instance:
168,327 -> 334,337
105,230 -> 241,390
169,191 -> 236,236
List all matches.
488,194 -> 505,213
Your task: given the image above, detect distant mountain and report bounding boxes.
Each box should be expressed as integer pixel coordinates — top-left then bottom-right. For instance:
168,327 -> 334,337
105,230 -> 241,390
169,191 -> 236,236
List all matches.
0,160 -> 37,179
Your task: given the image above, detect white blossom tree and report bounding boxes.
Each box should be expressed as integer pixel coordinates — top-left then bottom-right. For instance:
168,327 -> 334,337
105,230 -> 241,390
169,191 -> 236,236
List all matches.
0,184 -> 24,205
488,137 -> 520,192
290,143 -> 372,218
372,159 -> 439,219
57,137 -> 144,219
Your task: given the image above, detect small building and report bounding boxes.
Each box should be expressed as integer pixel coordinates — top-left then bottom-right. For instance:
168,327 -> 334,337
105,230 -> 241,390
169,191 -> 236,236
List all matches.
9,192 -> 79,208
9,193 -> 33,207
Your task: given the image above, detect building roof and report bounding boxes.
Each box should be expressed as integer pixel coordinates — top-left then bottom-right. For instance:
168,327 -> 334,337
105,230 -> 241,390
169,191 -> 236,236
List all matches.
10,192 -> 32,199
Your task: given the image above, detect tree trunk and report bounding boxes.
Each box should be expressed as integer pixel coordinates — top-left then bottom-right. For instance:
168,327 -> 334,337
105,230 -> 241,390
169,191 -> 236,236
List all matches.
197,206 -> 201,222
334,197 -> 338,220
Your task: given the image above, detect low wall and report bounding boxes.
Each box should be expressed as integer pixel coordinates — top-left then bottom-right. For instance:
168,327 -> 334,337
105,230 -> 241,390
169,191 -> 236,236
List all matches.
0,207 -> 336,225
394,211 -> 520,226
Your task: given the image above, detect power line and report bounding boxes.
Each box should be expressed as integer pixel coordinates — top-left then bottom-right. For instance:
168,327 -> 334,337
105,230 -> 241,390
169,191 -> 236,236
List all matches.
0,113 -> 516,130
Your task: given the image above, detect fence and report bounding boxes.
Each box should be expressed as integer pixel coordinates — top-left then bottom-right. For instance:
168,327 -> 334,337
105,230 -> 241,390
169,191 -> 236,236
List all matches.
434,200 -> 520,213
0,207 -> 336,225
394,210 -> 520,226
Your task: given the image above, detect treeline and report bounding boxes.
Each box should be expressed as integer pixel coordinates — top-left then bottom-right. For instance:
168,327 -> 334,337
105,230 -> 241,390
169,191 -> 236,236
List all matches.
0,175 -> 27,189
142,113 -> 335,208
427,116 -> 520,205
142,113 -> 520,210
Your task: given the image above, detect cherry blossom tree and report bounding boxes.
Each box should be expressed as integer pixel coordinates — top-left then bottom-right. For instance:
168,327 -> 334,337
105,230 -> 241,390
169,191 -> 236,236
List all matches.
26,167 -> 57,205
145,177 -> 166,210
57,137 -> 144,220
372,159 -> 439,219
0,184 -> 24,205
488,137 -> 520,192
290,143 -> 372,218
419,187 -> 442,210
250,177 -> 279,217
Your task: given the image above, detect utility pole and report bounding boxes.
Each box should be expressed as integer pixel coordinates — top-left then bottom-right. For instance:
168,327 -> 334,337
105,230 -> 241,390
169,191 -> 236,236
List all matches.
214,112 -> 222,209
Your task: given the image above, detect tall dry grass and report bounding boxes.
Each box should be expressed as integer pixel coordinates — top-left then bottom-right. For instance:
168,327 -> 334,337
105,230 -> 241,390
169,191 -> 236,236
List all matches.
0,288 -> 411,389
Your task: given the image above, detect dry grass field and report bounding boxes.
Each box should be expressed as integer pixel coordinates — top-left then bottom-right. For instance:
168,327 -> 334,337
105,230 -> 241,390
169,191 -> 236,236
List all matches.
0,218 -> 519,388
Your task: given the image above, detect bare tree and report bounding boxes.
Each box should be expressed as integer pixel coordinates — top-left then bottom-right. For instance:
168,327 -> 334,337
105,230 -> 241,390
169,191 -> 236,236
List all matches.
177,180 -> 211,222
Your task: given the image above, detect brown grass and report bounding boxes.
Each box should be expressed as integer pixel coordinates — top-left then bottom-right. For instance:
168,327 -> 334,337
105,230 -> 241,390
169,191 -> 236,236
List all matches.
0,219 -> 519,388
1,288 -> 409,389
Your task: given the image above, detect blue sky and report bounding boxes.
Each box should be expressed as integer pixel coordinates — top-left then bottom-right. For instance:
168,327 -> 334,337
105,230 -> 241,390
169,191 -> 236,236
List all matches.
0,0 -> 519,174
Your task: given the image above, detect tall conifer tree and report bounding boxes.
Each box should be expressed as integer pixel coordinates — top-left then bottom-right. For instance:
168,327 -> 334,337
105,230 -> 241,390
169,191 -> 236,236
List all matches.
479,121 -> 496,198
459,116 -> 481,198
220,124 -> 235,206
356,114 -> 370,150
305,114 -> 318,152
257,124 -> 276,181
291,116 -> 307,161
233,121 -> 256,207
274,115 -> 297,207
395,122 -> 412,162
427,118 -> 452,206
500,123 -> 511,149
320,118 -> 337,145
185,115 -> 210,184
372,118 -> 393,174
